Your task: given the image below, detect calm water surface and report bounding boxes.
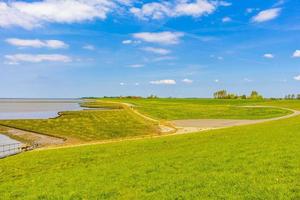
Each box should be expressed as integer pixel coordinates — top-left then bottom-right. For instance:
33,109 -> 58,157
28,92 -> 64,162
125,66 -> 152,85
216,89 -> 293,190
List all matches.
0,98 -> 84,120
0,99 -> 88,157
0,134 -> 22,158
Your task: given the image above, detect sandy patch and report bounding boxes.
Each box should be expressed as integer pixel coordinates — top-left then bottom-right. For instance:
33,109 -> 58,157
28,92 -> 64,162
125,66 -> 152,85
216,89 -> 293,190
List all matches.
6,128 -> 65,147
172,107 -> 300,134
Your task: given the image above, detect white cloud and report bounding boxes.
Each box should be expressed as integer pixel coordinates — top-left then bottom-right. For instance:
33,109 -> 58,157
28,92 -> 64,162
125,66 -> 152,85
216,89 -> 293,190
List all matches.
214,79 -> 219,83
120,82 -> 125,86
263,53 -> 274,59
150,79 -> 176,85
182,78 -> 193,84
5,38 -> 68,49
129,64 -> 144,68
133,32 -> 184,45
294,75 -> 300,81
142,47 -> 171,55
252,8 -> 281,23
222,16 -> 231,22
152,56 -> 176,62
122,40 -> 132,44
122,39 -> 141,45
246,8 -> 254,13
244,78 -> 253,82
130,0 -> 230,20
0,0 -> 130,29
83,45 -> 95,50
5,54 -> 71,64
292,50 -> 300,58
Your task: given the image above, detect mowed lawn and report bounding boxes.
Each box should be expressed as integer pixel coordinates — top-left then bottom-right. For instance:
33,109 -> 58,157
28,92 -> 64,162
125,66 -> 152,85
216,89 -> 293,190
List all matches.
98,98 -> 292,120
1,113 -> 300,199
0,108 -> 159,141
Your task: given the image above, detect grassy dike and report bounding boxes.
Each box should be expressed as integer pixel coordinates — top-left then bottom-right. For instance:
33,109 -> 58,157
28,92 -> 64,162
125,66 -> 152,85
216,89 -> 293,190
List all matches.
0,102 -> 160,142
1,99 -> 299,199
1,113 -> 300,199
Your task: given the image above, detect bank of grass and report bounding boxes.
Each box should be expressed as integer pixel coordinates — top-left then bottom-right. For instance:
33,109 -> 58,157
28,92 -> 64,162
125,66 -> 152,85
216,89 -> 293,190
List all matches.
97,98 -> 292,120
0,107 -> 159,142
1,113 -> 300,199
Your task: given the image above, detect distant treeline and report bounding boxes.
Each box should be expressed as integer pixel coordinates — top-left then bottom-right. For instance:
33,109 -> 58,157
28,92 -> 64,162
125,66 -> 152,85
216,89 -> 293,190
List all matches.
102,95 -> 159,99
284,94 -> 300,100
213,90 -> 263,99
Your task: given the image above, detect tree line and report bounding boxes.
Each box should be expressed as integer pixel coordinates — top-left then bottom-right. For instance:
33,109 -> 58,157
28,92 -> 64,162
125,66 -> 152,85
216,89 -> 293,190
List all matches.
284,94 -> 300,100
213,90 -> 263,99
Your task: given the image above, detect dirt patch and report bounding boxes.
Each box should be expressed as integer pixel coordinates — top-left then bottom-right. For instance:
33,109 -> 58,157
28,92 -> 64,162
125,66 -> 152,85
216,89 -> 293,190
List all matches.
6,128 -> 65,147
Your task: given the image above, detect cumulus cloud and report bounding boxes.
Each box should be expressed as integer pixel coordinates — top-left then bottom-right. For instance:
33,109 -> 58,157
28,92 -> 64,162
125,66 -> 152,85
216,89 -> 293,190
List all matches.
130,0 -> 230,20
0,0 -> 130,29
292,50 -> 300,58
5,38 -> 68,49
263,53 -> 274,59
182,78 -> 193,83
252,8 -> 281,23
83,44 -> 95,50
133,32 -> 184,45
150,79 -> 176,85
294,75 -> 300,81
5,54 -> 71,64
222,16 -> 231,22
142,47 -> 171,55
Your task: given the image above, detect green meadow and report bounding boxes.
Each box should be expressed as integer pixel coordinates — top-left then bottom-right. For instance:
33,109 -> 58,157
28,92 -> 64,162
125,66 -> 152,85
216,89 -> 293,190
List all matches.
0,108 -> 159,142
1,110 -> 300,199
0,99 -> 291,142
98,98 -> 292,120
1,99 -> 300,199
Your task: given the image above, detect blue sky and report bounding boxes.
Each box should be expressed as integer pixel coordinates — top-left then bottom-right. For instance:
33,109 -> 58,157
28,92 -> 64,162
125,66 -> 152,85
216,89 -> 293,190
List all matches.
0,0 -> 300,98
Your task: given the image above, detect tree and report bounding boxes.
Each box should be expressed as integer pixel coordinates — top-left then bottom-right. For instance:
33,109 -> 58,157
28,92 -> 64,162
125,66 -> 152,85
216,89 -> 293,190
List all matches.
241,95 -> 247,99
213,90 -> 228,99
249,91 -> 263,99
147,94 -> 158,99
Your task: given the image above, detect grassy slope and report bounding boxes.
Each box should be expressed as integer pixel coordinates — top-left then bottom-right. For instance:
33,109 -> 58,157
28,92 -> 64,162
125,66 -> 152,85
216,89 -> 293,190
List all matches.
99,98 -> 292,120
1,113 -> 300,199
0,108 -> 159,142
0,99 -> 292,142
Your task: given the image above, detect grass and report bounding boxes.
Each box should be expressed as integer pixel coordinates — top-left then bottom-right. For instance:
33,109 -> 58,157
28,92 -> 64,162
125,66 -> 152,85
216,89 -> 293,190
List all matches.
0,107 -> 159,142
1,113 -> 300,199
0,99 -> 299,199
0,99 -> 293,142
98,98 -> 292,120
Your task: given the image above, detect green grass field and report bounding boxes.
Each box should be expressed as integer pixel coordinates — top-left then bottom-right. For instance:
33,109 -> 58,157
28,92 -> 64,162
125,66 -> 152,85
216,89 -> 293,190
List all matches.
98,98 -> 292,120
0,99 -> 291,142
0,108 -> 159,142
1,99 -> 300,199
1,111 -> 300,199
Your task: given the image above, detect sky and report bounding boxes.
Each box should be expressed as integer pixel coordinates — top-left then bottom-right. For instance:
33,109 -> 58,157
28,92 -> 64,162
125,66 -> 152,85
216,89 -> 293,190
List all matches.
0,0 -> 300,98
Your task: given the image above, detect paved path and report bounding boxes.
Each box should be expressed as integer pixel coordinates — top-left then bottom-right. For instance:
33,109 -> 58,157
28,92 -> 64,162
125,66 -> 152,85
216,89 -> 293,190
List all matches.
173,106 -> 300,134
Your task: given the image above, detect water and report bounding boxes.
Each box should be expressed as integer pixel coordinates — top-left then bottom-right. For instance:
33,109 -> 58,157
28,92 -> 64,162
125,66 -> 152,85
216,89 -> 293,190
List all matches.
0,134 -> 22,158
0,98 -> 84,119
0,98 -> 89,158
